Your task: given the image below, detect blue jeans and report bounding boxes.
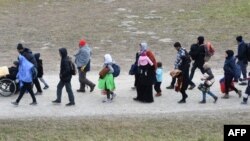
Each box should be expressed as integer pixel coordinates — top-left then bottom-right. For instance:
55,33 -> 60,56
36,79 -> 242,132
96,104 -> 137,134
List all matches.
202,90 -> 217,101
56,80 -> 75,103
237,60 -> 248,79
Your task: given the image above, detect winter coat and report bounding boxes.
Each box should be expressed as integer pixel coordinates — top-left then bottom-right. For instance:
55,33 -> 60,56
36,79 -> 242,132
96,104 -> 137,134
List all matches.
34,53 -> 43,77
223,56 -> 236,77
59,48 -> 72,82
189,43 -> 205,66
20,48 -> 37,68
16,55 -> 34,83
74,45 -> 91,68
236,41 -> 248,64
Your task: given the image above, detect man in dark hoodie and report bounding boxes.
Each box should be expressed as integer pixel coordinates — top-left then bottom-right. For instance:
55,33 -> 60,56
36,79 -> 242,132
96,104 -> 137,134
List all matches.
188,36 -> 206,89
222,50 -> 242,99
236,36 -> 248,85
17,43 -> 43,95
52,48 -> 75,106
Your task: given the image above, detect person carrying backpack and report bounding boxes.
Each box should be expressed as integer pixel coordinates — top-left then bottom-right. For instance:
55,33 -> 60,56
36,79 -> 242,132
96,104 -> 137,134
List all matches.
98,54 -> 116,103
222,50 -> 242,99
34,53 -> 49,90
52,48 -> 75,106
75,39 -> 95,93
236,36 -> 248,85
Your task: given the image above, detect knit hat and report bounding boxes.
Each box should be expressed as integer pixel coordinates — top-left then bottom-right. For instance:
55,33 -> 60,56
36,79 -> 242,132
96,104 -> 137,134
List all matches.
236,36 -> 242,42
226,50 -> 234,57
17,43 -> 24,50
79,39 -> 86,47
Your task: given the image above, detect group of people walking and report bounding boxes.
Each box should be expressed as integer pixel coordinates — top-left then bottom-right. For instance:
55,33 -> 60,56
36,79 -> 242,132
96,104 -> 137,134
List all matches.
9,35 -> 250,106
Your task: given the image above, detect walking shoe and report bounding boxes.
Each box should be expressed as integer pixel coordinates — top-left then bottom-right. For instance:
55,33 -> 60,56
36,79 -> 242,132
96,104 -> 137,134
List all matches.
166,85 -> 174,89
30,102 -> 37,105
199,100 -> 206,104
214,97 -> 218,103
76,89 -> 85,93
221,95 -> 229,99
66,102 -> 75,106
102,98 -> 112,103
35,92 -> 42,95
241,101 -> 247,105
43,85 -> 49,90
90,85 -> 96,92
188,85 -> 196,90
238,90 -> 242,98
155,93 -> 162,97
111,93 -> 116,100
11,101 -> 18,106
239,82 -> 247,86
52,100 -> 61,104
178,99 -> 186,104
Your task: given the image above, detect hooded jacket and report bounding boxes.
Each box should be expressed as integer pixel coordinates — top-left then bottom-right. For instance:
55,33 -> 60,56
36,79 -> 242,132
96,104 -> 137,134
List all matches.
20,48 -> 37,68
224,51 -> 236,77
59,48 -> 72,82
16,55 -> 34,83
75,45 -> 91,68
237,41 -> 248,63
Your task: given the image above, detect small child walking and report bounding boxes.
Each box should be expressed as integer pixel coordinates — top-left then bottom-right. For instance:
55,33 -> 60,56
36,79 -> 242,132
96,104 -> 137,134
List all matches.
34,53 -> 49,90
241,72 -> 250,104
198,63 -> 218,104
98,54 -> 116,103
154,62 -> 163,97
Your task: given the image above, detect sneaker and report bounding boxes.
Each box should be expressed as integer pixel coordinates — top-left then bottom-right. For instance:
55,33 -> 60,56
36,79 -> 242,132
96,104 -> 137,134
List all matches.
66,102 -> 75,106
199,100 -> 206,104
30,102 -> 37,105
166,85 -> 174,89
11,101 -> 18,106
221,95 -> 229,99
35,92 -> 42,95
111,93 -> 116,100
178,99 -> 186,104
52,100 -> 61,104
188,85 -> 196,90
238,90 -> 242,98
76,89 -> 85,93
214,97 -> 218,103
90,85 -> 96,92
102,98 -> 112,103
155,93 -> 162,97
241,101 -> 247,105
43,85 -> 49,90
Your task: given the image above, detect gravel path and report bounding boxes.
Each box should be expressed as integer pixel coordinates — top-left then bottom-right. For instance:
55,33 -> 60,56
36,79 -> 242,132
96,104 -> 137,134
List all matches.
0,70 -> 249,119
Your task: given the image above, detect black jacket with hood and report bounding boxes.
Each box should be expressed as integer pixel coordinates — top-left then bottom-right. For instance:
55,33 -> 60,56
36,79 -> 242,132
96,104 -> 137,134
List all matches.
20,48 -> 38,68
59,48 -> 72,82
34,53 -> 43,77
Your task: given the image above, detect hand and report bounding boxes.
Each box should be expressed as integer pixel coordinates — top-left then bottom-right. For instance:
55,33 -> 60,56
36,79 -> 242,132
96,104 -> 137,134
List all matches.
80,66 -> 86,72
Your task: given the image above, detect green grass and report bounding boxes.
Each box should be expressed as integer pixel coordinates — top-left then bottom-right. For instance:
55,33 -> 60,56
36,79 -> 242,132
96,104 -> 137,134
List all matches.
1,112 -> 250,141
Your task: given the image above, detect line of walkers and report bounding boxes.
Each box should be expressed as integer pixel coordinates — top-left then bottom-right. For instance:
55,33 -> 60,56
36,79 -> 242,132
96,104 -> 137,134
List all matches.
11,35 -> 250,106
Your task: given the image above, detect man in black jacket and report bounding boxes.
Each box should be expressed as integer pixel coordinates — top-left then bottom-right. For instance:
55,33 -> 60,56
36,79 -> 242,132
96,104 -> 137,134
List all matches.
17,43 -> 43,95
188,36 -> 206,89
236,36 -> 248,85
52,48 -> 75,106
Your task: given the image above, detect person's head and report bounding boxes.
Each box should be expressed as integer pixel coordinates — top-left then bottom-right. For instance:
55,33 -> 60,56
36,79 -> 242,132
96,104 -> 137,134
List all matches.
104,54 -> 112,64
59,48 -> 68,58
236,36 -> 243,44
17,43 -> 24,53
173,42 -> 181,51
197,36 -> 204,45
79,39 -> 86,48
225,50 -> 234,58
203,62 -> 210,70
13,61 -> 19,67
157,62 -> 162,68
140,42 -> 148,52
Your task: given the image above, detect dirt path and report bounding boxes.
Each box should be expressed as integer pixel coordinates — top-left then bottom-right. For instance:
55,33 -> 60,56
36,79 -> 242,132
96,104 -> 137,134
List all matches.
0,70 -> 249,119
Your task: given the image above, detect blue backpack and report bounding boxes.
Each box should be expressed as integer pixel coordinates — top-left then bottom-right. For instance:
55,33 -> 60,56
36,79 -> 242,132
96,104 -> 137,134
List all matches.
112,64 -> 120,77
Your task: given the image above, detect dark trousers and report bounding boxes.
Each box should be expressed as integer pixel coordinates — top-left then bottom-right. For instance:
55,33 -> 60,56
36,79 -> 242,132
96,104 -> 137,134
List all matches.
134,74 -> 139,87
16,82 -> 37,103
33,78 -> 42,93
170,77 -> 176,86
237,60 -> 248,79
78,69 -> 95,90
225,75 -> 238,95
189,62 -> 205,86
154,82 -> 162,93
56,80 -> 75,103
180,65 -> 190,100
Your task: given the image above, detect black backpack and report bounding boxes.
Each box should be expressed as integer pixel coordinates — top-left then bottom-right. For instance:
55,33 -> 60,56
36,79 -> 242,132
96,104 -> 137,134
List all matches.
246,43 -> 250,62
68,57 -> 76,75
